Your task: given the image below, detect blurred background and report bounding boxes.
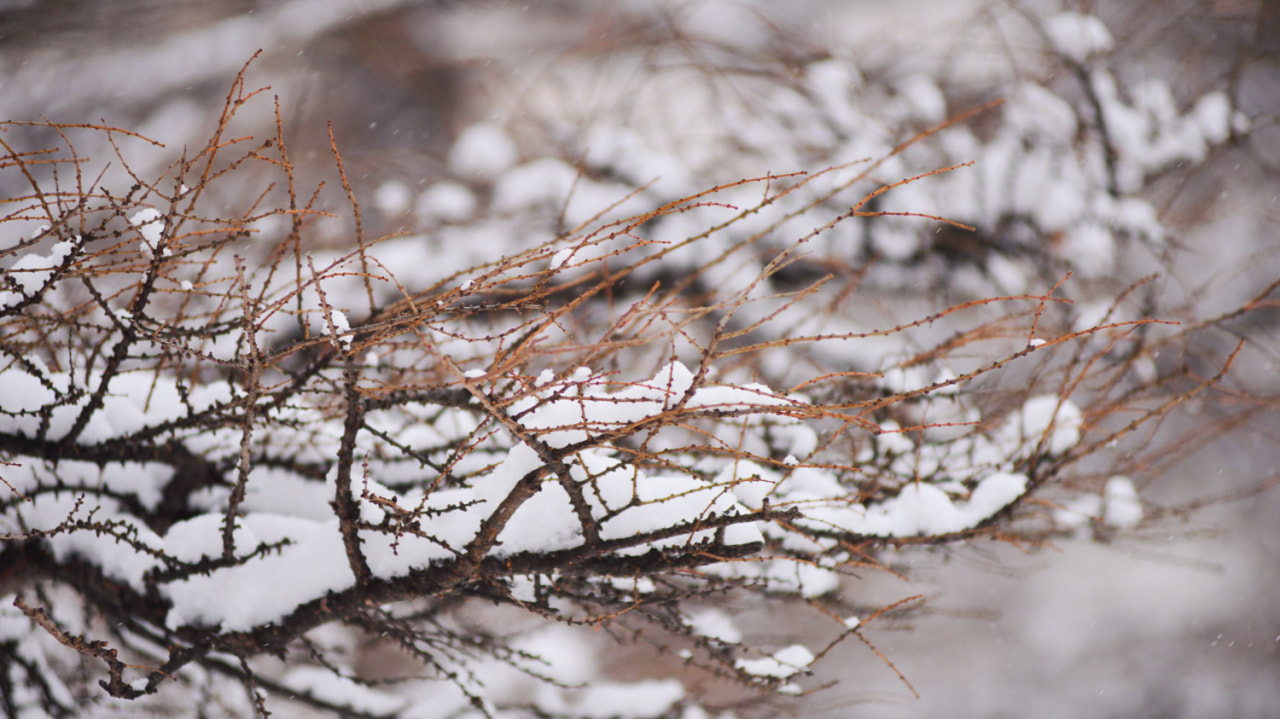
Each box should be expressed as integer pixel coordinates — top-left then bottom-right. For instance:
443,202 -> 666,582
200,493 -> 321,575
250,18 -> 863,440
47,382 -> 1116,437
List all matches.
2,1 -> 1277,716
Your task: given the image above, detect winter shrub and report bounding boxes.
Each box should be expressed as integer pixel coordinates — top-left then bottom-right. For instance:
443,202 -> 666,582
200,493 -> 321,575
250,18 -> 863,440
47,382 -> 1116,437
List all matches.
1,5 -> 1273,718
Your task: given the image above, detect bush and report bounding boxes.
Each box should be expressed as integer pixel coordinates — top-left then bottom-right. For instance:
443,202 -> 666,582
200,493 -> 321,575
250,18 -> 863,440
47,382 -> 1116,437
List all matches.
1,6 -> 1273,718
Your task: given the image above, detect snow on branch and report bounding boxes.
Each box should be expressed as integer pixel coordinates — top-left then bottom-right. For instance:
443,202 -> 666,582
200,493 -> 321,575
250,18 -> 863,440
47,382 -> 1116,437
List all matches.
0,14 -> 1264,717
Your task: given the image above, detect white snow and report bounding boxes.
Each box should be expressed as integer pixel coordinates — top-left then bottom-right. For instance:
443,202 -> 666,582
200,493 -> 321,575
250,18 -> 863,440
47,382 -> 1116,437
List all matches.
163,515 -> 355,631
492,157 -> 579,213
1054,492 -> 1104,529
761,559 -> 841,598
1052,476 -> 1143,534
373,179 -> 413,216
1043,12 -> 1114,62
6,459 -> 172,512
582,124 -> 692,199
684,608 -> 742,644
129,207 -> 168,258
1103,476 -> 1143,528
892,74 -> 947,123
416,181 -> 477,224
1006,82 -> 1077,141
775,392 -> 1087,541
449,122 -> 518,180
550,246 -> 577,270
104,359 -> 809,631
608,575 -> 655,595
1005,395 -> 1083,457
16,493 -> 165,589
0,239 -> 74,308
1059,222 -> 1116,278
326,308 -> 352,346
806,59 -> 862,132
0,364 -> 233,442
735,644 -> 813,679
804,472 -> 1027,538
